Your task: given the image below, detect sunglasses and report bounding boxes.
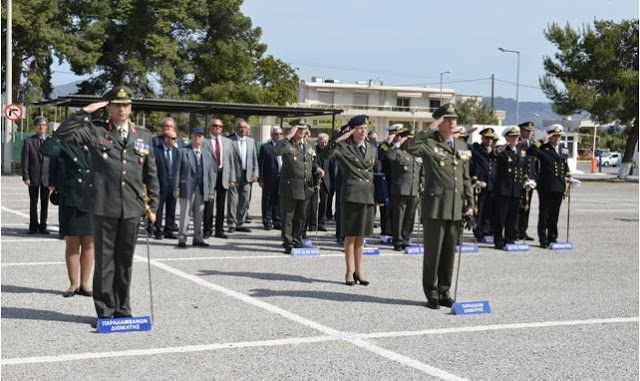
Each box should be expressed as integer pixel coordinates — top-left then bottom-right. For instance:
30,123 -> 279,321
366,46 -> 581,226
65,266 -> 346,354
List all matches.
212,124 -> 223,128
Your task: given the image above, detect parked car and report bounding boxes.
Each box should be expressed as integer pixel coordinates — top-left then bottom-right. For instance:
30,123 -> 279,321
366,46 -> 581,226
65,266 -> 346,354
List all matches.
600,152 -> 621,167
595,149 -> 610,157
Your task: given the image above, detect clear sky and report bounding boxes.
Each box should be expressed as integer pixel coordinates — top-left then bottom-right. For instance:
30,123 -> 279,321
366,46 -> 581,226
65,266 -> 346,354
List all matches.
52,0 -> 637,103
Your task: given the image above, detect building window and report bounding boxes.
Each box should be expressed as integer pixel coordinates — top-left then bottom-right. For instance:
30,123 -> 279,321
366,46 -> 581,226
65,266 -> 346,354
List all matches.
429,100 -> 441,112
396,98 -> 410,111
353,93 -> 369,108
318,92 -> 334,105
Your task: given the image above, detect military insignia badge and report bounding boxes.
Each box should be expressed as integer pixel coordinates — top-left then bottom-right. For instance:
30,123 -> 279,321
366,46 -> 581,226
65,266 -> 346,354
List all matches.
117,88 -> 127,98
102,152 -> 108,160
415,157 -> 423,164
134,139 -> 150,156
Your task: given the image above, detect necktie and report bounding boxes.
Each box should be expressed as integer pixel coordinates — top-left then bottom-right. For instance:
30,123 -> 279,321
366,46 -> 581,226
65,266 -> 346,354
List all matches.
195,149 -> 201,162
299,142 -> 304,153
214,137 -> 221,168
447,139 -> 454,150
359,144 -> 366,157
165,148 -> 172,169
118,126 -> 126,141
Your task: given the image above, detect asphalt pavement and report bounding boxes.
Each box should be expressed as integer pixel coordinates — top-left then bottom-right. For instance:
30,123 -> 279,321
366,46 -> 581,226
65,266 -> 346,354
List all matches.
1,175 -> 638,380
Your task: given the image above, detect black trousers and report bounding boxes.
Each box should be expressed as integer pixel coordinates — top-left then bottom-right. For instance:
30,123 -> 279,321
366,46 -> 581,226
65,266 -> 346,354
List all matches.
379,202 -> 392,236
204,174 -> 227,235
517,190 -> 533,238
261,178 -> 281,227
307,187 -> 327,230
92,215 -> 140,318
28,185 -> 49,231
492,194 -> 520,246
154,188 -> 176,235
473,190 -> 493,239
537,190 -> 564,244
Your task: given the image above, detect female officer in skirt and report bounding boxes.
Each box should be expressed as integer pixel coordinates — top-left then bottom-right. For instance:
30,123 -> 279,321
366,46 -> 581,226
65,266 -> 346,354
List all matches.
325,115 -> 378,285
42,136 -> 94,297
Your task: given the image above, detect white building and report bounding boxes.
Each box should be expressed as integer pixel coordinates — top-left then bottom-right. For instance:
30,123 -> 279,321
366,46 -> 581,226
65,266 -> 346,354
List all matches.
296,76 -> 490,137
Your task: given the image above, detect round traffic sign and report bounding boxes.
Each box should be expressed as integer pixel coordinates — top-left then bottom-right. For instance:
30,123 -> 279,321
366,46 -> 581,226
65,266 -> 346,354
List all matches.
4,103 -> 24,121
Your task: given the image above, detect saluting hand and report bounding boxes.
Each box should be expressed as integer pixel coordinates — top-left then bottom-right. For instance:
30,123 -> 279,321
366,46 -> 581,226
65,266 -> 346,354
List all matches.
429,117 -> 444,130
82,101 -> 109,114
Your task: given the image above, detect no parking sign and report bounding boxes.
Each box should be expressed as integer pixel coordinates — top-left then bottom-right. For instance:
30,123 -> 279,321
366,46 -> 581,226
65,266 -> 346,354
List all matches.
4,103 -> 24,122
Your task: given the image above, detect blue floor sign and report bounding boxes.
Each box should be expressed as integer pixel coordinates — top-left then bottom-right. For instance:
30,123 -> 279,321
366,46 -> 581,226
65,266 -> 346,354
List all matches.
97,316 -> 152,333
505,243 -> 530,252
550,242 -> 573,250
363,247 -> 380,255
456,244 -> 479,253
292,247 -> 320,256
405,245 -> 424,255
452,300 -> 491,315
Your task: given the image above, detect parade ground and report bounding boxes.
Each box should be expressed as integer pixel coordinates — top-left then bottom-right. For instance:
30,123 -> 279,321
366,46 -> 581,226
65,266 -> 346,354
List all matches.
1,175 -> 638,380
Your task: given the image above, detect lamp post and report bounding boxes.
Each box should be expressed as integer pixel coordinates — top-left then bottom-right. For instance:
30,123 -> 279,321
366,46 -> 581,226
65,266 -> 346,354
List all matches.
498,47 -> 520,125
439,71 -> 450,106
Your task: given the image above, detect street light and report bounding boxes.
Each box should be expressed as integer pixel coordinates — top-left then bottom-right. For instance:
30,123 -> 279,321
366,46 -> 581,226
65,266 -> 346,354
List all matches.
439,71 -> 450,106
498,47 -> 520,125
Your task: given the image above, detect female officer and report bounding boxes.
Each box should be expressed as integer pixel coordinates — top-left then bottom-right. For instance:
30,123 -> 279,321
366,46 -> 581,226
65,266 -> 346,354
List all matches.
42,137 -> 94,297
325,115 -> 378,285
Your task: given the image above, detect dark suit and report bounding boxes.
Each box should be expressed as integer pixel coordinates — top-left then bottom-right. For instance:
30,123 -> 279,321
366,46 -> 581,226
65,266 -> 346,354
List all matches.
517,139 -> 539,239
307,145 -> 331,230
470,142 -> 497,239
55,110 -> 159,318
492,146 -> 526,247
258,140 -> 281,228
536,143 -> 570,245
153,134 -> 184,148
21,134 -> 51,232
154,144 -> 180,236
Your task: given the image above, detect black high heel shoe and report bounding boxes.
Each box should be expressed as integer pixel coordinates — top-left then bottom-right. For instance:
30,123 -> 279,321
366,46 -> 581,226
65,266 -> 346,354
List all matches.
353,273 -> 369,286
63,288 -> 79,298
345,273 -> 355,286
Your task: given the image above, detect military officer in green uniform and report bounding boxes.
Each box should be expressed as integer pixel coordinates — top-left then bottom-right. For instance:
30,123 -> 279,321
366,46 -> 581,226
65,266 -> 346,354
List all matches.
55,86 -> 159,324
379,125 -> 424,251
405,103 -> 474,309
274,118 -> 323,254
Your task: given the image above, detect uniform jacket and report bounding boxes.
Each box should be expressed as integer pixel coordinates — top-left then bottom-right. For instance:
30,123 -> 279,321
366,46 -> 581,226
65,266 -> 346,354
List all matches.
494,146 -> 527,198
173,147 -> 217,199
536,142 -> 570,193
154,144 -> 180,193
470,142 -> 497,192
229,135 -> 259,182
54,110 -> 159,219
405,130 -> 474,221
274,138 -> 317,201
21,134 -> 50,187
324,138 -> 378,205
379,142 -> 423,197
519,139 -> 539,180
203,135 -> 236,189
258,140 -> 281,189
41,137 -> 90,208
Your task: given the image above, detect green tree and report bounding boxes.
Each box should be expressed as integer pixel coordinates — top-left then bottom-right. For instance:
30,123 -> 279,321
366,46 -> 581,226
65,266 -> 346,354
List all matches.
1,0 -> 104,103
540,19 -> 639,177
457,98 -> 498,125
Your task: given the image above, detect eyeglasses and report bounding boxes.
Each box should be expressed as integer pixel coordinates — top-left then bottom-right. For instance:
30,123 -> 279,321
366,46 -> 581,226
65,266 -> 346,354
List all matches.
212,124 -> 223,128
170,137 -> 178,141
273,132 -> 283,136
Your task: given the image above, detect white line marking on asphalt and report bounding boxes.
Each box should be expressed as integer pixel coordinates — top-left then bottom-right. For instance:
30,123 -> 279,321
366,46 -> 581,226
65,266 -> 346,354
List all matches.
1,206 -> 30,219
153,253 -> 405,261
140,256 -> 466,380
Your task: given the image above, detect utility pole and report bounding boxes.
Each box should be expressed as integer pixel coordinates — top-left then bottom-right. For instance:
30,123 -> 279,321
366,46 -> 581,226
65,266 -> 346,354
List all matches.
490,74 -> 495,113
3,0 -> 13,174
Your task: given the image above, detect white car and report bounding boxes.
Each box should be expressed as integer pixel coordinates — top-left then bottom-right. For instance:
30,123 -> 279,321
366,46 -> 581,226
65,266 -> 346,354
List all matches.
601,152 -> 621,167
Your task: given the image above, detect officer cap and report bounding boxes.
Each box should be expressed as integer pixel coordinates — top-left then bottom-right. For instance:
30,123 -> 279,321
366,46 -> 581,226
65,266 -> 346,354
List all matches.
432,103 -> 458,119
455,126 -> 467,137
502,126 -> 521,138
479,127 -> 496,138
387,123 -> 404,132
103,85 -> 133,104
518,121 -> 535,131
348,115 -> 369,127
191,127 -> 205,135
546,124 -> 564,136
289,118 -> 310,128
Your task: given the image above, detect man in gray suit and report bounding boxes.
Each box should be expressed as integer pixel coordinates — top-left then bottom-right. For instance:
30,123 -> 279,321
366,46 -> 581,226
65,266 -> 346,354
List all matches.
203,118 -> 236,238
227,118 -> 258,233
174,127 -> 217,247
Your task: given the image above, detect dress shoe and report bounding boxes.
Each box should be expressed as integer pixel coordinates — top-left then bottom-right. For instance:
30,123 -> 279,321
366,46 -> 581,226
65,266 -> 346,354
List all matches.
39,229 -> 50,235
193,241 -> 209,247
78,287 -> 93,297
63,288 -> 78,298
227,227 -> 236,233
203,232 -> 212,239
426,298 -> 441,309
177,241 -> 187,248
393,245 -> 403,251
284,246 -> 293,254
540,242 -> 549,249
114,313 -> 132,318
91,316 -> 112,329
214,231 -> 228,239
27,229 -> 37,235
236,226 -> 251,233
273,224 -> 282,230
317,226 -> 328,232
353,273 -> 369,286
164,232 -> 178,239
153,234 -> 163,240
245,216 -> 252,223
264,225 -> 272,231
345,274 -> 355,286
495,242 -> 505,250
439,297 -> 454,308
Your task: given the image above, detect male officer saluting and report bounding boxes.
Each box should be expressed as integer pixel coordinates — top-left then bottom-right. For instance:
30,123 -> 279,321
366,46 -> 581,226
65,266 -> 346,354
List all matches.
405,103 -> 474,309
274,118 -> 324,254
517,121 -> 538,241
379,124 -> 424,251
55,86 -> 159,325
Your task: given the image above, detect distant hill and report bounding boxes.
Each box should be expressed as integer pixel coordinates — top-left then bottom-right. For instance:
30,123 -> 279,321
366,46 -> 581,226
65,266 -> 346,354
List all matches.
485,96 -> 588,125
51,81 -> 83,98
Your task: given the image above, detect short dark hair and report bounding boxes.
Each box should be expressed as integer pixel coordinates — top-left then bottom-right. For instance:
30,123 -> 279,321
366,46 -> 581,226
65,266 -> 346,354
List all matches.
33,116 -> 47,125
